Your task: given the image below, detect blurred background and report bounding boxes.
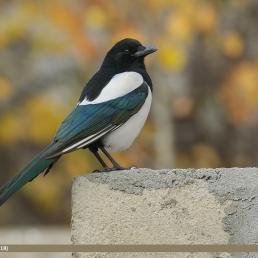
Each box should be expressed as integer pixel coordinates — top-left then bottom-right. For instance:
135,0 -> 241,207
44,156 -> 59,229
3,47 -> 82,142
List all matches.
1,0 -> 258,233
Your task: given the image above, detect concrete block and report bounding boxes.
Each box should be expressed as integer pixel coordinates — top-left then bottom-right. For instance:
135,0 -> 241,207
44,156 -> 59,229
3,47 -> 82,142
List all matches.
71,168 -> 258,258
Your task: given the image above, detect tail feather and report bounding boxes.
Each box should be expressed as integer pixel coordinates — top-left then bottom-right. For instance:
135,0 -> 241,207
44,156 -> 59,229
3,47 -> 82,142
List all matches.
0,144 -> 59,206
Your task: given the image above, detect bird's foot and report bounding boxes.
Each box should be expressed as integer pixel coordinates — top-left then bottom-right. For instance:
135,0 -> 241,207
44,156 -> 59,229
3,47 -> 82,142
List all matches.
112,166 -> 137,171
92,166 -> 138,173
92,169 -> 102,173
102,167 -> 114,172
110,166 -> 126,171
92,167 -> 114,173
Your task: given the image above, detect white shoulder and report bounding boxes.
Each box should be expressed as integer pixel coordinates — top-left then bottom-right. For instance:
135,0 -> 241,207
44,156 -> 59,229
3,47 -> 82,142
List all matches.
79,71 -> 143,105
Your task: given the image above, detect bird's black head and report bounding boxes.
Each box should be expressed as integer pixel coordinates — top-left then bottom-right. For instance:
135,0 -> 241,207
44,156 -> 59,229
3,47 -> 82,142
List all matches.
101,38 -> 157,71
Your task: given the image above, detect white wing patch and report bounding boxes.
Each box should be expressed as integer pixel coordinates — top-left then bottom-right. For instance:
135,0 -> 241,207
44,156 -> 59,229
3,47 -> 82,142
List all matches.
79,72 -> 143,105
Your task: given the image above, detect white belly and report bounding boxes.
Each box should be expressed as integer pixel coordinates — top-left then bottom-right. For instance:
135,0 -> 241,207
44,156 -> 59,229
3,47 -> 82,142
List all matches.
103,87 -> 152,151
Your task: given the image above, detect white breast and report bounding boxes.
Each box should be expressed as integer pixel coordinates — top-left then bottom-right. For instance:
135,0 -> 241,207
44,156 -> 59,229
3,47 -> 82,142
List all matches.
103,87 -> 152,152
79,72 -> 143,105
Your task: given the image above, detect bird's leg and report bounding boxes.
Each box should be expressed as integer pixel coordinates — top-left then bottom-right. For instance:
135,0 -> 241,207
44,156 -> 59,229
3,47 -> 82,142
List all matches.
100,147 -> 125,170
93,151 -> 108,169
89,147 -> 111,172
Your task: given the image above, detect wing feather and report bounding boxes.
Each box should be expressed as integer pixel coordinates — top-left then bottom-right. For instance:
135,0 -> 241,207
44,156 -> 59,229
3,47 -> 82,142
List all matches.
46,82 -> 149,158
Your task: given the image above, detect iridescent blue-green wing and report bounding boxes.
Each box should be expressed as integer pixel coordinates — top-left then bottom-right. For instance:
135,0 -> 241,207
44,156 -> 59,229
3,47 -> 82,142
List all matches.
46,83 -> 149,157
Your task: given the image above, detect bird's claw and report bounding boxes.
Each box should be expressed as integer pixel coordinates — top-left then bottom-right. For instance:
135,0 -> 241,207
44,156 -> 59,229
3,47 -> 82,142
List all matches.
91,166 -> 137,173
113,166 -> 137,171
91,169 -> 102,173
92,167 -> 113,173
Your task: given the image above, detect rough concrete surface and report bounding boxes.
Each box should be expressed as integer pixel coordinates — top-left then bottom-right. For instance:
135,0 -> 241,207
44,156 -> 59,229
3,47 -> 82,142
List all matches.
71,168 -> 258,258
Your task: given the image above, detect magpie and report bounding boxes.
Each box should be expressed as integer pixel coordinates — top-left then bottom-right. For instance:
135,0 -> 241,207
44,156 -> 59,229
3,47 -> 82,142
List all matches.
0,38 -> 157,206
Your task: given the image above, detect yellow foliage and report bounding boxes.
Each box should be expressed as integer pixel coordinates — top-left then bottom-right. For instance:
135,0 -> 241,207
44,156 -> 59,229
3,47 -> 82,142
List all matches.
166,11 -> 193,42
220,62 -> 258,124
172,96 -> 194,118
48,2 -> 96,57
191,143 -> 221,168
32,36 -> 68,53
0,113 -> 21,143
84,5 -> 108,29
158,43 -> 186,71
195,3 -> 217,33
0,34 -> 8,48
0,77 -> 13,101
62,151 -> 93,176
112,26 -> 144,45
177,143 -> 221,168
148,0 -> 174,10
22,96 -> 65,144
22,175 -> 63,212
0,2 -> 37,45
222,32 -> 244,58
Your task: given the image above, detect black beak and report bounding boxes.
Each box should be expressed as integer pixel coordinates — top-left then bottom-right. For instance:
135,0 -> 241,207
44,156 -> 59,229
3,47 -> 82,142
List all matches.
132,45 -> 158,57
